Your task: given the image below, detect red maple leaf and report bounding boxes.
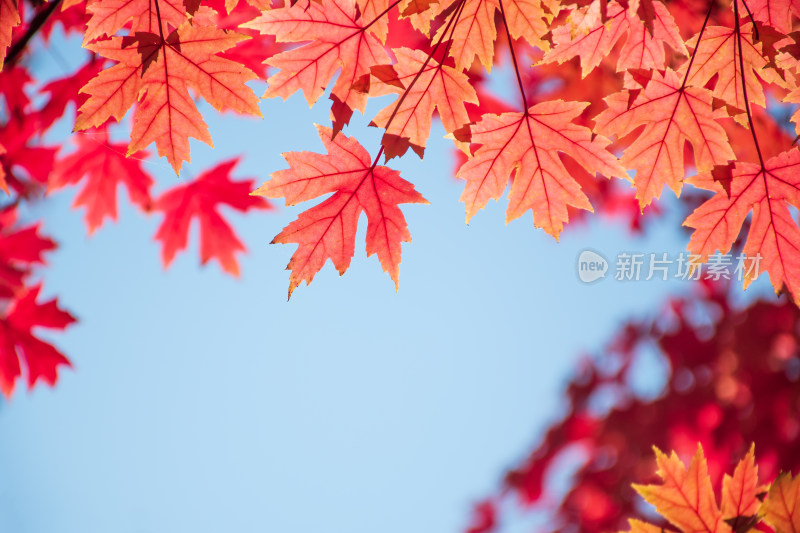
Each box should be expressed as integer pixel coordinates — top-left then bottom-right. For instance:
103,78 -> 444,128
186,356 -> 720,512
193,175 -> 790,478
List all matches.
684,147 -> 800,305
457,100 -> 626,237
76,24 -> 262,173
0,207 -> 56,298
367,46 -> 479,158
243,0 -> 391,134
0,284 -> 76,398
49,129 -> 153,233
593,68 -> 735,207
153,158 -> 270,276
255,124 -> 428,298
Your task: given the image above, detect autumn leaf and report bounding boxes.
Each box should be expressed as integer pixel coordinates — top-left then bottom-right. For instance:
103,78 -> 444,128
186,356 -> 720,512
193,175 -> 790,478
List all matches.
0,207 -> 56,299
254,125 -> 427,298
540,0 -> 686,78
457,100 -> 626,238
49,130 -> 153,233
684,148 -> 800,305
679,23 -> 787,125
76,24 -> 261,173
721,444 -> 766,533
243,0 -> 391,134
593,69 -> 735,207
763,472 -> 800,533
153,158 -> 270,276
368,47 -> 478,159
633,444 -> 727,533
746,0 -> 800,34
0,284 -> 76,398
0,0 -> 20,68
38,60 -> 105,132
84,0 -> 189,42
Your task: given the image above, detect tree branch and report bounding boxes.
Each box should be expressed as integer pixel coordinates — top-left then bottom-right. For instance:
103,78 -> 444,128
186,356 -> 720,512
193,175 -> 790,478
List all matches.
4,0 -> 63,69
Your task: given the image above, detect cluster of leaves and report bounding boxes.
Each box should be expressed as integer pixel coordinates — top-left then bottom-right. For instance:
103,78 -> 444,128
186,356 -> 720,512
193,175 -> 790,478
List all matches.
1,0 -> 800,387
464,282 -> 800,533
0,0 -> 271,397
626,443 -> 798,533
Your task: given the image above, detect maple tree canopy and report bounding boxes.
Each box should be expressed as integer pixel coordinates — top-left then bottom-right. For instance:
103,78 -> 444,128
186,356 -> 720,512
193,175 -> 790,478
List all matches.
1,0 -> 800,526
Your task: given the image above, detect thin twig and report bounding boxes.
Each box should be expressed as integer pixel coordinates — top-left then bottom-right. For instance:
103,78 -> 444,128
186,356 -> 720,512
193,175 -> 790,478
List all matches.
4,0 -> 64,68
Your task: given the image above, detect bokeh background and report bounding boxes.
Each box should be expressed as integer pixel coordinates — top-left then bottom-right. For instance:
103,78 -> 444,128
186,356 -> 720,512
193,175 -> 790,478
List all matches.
0,27 -> 775,533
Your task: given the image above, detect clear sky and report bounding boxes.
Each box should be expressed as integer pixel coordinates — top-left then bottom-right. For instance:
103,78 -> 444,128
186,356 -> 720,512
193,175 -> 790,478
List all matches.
0,29 -> 776,533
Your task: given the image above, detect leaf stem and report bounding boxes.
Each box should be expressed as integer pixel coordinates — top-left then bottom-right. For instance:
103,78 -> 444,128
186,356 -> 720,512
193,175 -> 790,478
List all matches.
361,0 -> 405,31
380,0 -> 467,135
733,0 -> 764,168
497,0 -> 529,111
679,0 -> 714,90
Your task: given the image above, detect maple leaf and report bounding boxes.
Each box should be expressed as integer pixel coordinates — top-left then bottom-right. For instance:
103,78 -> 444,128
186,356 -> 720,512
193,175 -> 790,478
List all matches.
457,100 -> 626,238
431,0 -> 555,73
255,125 -> 427,298
679,23 -> 786,125
593,69 -> 735,208
37,60 -> 105,132
153,158 -> 270,276
0,0 -> 20,68
0,207 -> 56,299
721,444 -> 767,533
633,444 -> 727,533
243,0 -> 391,134
540,0 -> 686,78
763,472 -> 800,533
0,116 -> 58,196
746,0 -> 800,34
368,47 -> 479,159
76,24 -> 262,173
49,130 -> 153,233
684,148 -> 800,305
0,284 -> 76,398
84,0 -> 189,42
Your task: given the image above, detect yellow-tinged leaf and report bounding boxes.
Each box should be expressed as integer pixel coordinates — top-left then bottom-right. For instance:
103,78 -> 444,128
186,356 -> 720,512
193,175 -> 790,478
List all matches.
619,519 -> 677,533
763,472 -> 800,533
721,444 -> 767,533
634,444 -> 728,533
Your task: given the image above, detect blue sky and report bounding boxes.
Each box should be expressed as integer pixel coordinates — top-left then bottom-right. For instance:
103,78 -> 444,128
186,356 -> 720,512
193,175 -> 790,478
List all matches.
0,29 -> 777,533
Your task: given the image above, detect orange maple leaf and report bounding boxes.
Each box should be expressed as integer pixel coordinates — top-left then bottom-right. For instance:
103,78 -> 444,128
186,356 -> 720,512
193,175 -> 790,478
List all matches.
684,148 -> 800,305
154,158 -> 270,276
747,0 -> 800,35
593,69 -> 735,207
721,444 -> 767,533
763,472 -> 800,533
457,100 -> 626,238
633,444 -> 728,533
76,24 -> 261,173
84,0 -> 190,42
0,0 -> 19,68
679,23 -> 787,125
356,0 -> 439,41
254,125 -> 428,298
432,0 -> 554,72
540,0 -> 686,78
368,47 -> 478,159
243,0 -> 391,134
